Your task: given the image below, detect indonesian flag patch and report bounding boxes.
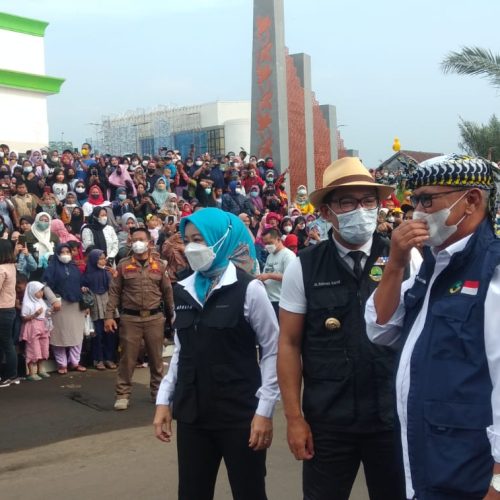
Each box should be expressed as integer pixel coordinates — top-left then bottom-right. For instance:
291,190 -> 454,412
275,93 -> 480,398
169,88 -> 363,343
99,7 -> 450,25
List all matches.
461,281 -> 479,296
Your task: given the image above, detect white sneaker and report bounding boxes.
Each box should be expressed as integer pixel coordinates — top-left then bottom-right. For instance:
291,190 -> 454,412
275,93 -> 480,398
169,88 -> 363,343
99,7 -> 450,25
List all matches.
114,398 -> 129,411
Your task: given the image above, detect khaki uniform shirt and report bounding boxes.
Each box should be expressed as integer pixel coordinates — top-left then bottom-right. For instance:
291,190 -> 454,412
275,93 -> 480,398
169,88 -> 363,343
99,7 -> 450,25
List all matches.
105,253 -> 174,321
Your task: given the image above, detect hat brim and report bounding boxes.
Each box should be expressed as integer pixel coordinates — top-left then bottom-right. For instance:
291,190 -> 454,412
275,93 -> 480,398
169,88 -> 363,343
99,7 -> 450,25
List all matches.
309,181 -> 395,208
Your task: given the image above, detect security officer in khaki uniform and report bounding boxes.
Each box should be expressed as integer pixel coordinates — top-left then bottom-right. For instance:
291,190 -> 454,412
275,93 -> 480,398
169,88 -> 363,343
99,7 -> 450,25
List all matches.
105,227 -> 174,411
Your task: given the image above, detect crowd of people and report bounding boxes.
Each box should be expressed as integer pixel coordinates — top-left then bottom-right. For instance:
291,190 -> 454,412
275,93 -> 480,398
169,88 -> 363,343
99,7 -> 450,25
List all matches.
0,141 -> 362,387
3,141 -> 500,500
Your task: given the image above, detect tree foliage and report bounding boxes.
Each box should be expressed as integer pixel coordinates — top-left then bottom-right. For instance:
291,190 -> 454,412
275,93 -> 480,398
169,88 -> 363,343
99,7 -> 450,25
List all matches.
442,46 -> 500,89
458,115 -> 500,161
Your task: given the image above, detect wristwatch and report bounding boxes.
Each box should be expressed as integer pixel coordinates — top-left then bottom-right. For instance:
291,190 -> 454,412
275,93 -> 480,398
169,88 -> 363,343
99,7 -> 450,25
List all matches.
491,474 -> 500,492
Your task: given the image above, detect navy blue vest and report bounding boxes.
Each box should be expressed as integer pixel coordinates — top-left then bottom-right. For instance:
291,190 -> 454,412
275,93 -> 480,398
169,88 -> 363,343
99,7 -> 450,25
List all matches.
171,270 -> 261,429
300,232 -> 398,431
401,220 -> 500,499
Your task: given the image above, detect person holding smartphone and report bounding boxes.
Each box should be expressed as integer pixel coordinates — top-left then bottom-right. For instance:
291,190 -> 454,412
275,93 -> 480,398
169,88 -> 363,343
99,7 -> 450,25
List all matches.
11,231 -> 37,279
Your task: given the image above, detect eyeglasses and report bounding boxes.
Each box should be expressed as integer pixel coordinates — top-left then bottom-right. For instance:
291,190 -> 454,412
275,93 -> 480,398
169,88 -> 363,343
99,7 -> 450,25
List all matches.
410,189 -> 467,209
329,195 -> 379,213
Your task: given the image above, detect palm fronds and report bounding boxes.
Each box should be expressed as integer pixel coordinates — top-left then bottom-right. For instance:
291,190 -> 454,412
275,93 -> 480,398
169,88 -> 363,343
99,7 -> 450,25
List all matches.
441,46 -> 500,89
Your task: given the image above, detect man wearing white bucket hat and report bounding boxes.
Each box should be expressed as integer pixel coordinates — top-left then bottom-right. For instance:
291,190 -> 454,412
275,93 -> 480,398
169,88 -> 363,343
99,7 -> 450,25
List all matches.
278,157 -> 409,500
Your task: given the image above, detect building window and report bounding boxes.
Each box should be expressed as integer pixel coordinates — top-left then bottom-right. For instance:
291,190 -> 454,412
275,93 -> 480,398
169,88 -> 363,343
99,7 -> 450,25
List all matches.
140,137 -> 155,156
207,127 -> 225,156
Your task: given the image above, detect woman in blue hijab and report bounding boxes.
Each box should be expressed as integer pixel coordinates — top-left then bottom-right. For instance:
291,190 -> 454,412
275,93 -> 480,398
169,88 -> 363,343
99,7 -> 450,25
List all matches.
153,207 -> 279,500
42,243 -> 86,374
81,249 -> 118,370
111,186 -> 134,218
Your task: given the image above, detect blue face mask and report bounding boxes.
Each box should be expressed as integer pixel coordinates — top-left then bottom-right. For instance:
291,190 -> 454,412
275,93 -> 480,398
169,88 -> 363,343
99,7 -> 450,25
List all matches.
118,194 -> 127,201
250,191 -> 259,198
329,207 -> 378,245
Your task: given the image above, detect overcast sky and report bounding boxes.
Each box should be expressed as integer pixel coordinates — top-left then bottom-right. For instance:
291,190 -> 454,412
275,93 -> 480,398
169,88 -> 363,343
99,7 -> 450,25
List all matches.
3,0 -> 500,166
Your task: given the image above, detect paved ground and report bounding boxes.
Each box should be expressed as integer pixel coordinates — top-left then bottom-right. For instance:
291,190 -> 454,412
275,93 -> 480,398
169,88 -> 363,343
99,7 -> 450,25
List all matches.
0,366 -> 369,500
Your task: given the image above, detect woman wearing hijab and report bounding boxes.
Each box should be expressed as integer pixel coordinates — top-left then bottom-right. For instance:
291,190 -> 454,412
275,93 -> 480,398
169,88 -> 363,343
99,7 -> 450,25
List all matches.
151,177 -> 170,212
292,215 -> 308,251
74,180 -> 88,206
108,162 -> 137,201
50,219 -> 81,244
133,182 -> 155,220
222,180 -> 255,216
25,212 -> 59,281
153,208 -> 279,500
43,243 -> 86,374
81,249 -> 118,371
82,185 -> 110,218
81,206 -> 119,261
117,212 -> 138,249
22,160 -> 44,198
248,184 -> 264,215
69,207 -> 84,236
111,186 -> 135,218
293,185 -> 315,216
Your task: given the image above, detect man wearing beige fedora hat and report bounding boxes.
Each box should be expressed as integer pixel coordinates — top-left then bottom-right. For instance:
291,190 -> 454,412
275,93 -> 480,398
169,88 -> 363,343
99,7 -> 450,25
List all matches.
278,157 -> 408,500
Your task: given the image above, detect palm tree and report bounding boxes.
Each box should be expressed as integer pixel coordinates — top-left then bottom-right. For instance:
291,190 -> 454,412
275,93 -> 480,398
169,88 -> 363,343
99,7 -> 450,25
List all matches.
458,115 -> 500,161
441,47 -> 500,89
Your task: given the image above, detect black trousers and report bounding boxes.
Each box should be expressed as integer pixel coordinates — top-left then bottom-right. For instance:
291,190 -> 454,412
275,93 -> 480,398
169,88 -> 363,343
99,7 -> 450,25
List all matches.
303,428 -> 405,500
177,422 -> 267,500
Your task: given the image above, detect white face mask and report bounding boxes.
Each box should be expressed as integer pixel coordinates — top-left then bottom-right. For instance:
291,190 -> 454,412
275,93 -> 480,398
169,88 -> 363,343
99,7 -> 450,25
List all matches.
75,187 -> 85,193
132,241 -> 149,254
283,225 -> 292,233
58,254 -> 71,264
98,217 -> 107,226
184,228 -> 230,272
413,191 -> 468,247
330,207 -> 378,245
195,161 -> 203,167
265,244 -> 277,254
235,188 -> 243,195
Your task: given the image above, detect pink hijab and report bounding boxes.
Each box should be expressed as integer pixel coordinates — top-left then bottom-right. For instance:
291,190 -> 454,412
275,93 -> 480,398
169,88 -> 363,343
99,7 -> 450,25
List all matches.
108,165 -> 137,197
50,219 -> 80,243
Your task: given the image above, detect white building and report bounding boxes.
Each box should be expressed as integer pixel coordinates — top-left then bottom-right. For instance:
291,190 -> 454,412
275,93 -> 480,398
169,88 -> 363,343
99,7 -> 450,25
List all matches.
99,101 -> 251,158
0,12 -> 64,151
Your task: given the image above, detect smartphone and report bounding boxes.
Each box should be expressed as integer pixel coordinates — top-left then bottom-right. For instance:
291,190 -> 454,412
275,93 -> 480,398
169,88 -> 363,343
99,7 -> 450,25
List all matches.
18,235 -> 26,245
167,215 -> 176,225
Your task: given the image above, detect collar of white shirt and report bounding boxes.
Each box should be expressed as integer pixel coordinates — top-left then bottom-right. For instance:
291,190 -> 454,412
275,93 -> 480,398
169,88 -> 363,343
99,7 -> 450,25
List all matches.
179,261 -> 237,306
331,233 -> 373,260
431,233 -> 472,262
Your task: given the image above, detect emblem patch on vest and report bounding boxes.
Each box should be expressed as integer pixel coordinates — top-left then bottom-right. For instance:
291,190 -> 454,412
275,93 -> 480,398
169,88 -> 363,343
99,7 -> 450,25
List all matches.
449,280 -> 463,294
369,265 -> 383,282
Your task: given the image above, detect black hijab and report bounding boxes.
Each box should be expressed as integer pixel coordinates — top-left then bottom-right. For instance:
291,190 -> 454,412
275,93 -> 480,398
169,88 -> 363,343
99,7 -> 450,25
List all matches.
87,206 -> 108,252
70,208 -> 84,235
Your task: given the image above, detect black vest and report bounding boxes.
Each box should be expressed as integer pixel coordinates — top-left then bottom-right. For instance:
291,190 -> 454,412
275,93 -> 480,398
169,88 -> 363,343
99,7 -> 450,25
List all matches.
300,232 -> 399,431
172,269 -> 261,429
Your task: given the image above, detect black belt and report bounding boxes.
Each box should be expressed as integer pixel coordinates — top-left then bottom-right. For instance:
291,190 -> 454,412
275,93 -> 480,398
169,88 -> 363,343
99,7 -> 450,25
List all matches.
122,308 -> 162,318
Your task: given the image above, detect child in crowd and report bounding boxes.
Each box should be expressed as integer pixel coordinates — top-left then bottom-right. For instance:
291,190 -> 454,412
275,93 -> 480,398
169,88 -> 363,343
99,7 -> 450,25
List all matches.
20,281 -> 52,381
